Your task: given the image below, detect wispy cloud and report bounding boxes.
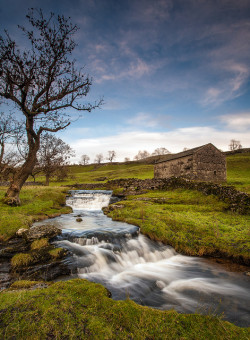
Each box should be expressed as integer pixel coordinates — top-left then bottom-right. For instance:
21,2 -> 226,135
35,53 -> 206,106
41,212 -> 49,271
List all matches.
201,62 -> 249,106
126,112 -> 171,129
219,113 -> 250,131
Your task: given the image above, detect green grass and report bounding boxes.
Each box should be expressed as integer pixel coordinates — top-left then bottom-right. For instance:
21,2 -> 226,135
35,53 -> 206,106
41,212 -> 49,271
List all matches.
0,186 -> 72,241
0,279 -> 249,339
32,152 -> 250,194
227,152 -> 250,193
33,162 -> 154,186
106,189 -> 250,263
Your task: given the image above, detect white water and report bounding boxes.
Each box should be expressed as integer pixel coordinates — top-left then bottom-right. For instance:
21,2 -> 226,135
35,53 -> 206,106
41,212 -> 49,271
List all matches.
66,190 -> 112,210
42,190 -> 250,326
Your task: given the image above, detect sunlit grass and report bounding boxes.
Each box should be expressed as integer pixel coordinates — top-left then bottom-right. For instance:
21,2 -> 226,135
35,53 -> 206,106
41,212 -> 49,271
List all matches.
0,279 -> 249,339
106,189 -> 250,262
0,186 -> 72,241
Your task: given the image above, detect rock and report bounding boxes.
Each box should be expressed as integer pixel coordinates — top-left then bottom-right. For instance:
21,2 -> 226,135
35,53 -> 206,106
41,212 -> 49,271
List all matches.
95,177 -> 107,181
16,228 -> 29,237
24,225 -> 62,242
76,218 -> 83,222
18,260 -> 72,281
0,238 -> 30,257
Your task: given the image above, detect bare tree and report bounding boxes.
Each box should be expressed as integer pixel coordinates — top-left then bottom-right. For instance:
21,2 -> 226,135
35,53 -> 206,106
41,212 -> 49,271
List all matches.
94,153 -> 104,164
183,147 -> 189,151
37,133 -> 74,185
0,9 -> 101,205
107,150 -> 116,163
124,157 -> 130,162
134,150 -> 150,160
229,139 -> 242,151
81,154 -> 90,165
0,112 -> 23,180
152,147 -> 171,155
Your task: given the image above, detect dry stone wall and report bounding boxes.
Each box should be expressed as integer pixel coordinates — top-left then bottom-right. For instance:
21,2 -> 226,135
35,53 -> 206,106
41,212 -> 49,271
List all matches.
105,177 -> 249,215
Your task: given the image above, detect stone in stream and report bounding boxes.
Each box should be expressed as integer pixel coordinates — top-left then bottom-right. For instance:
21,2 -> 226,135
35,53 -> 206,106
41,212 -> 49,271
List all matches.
17,224 -> 62,242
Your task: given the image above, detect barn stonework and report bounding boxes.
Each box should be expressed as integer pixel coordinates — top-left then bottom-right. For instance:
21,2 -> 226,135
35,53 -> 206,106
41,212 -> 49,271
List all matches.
154,143 -> 226,182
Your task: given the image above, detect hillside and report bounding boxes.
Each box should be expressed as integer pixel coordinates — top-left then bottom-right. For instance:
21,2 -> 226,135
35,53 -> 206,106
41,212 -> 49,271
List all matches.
39,150 -> 250,194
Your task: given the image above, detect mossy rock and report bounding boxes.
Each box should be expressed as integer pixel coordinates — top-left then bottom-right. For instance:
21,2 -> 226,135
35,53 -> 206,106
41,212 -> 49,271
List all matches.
30,238 -> 50,250
11,253 -> 34,268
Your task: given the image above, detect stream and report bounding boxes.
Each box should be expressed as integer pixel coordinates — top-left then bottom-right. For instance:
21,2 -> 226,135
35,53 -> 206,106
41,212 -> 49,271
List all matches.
35,190 -> 250,327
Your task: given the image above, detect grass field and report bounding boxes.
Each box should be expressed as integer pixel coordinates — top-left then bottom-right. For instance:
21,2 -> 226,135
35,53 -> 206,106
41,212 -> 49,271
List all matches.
226,152 -> 250,193
105,189 -> 250,263
33,152 -> 250,193
0,186 -> 71,241
0,279 -> 249,339
33,162 -> 154,186
0,151 -> 249,337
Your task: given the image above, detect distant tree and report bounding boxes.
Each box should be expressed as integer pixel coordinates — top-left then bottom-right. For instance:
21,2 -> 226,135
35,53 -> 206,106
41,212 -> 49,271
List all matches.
124,157 -> 130,162
81,154 -> 90,165
229,139 -> 242,151
152,147 -> 171,155
0,112 -> 23,180
37,133 -> 75,185
107,150 -> 116,163
0,9 -> 101,205
183,147 -> 189,151
94,153 -> 104,164
134,150 -> 150,160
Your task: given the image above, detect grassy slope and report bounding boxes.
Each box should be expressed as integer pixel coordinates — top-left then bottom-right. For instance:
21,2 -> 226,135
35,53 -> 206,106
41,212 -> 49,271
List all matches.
226,152 -> 250,193
0,186 -> 72,241
106,189 -> 250,263
34,163 -> 154,186
34,152 -> 250,193
0,279 -> 249,339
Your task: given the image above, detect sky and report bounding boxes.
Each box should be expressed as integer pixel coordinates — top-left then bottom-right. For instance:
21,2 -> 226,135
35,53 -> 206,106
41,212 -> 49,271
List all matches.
0,0 -> 250,162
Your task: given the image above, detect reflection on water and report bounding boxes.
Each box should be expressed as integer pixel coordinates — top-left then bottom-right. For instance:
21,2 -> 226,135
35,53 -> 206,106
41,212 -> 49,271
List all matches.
36,190 -> 250,327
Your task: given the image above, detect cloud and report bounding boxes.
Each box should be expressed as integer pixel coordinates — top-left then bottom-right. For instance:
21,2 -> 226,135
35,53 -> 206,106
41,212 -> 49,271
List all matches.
201,62 -> 249,106
126,112 -> 171,129
219,113 -> 250,131
70,126 -> 250,163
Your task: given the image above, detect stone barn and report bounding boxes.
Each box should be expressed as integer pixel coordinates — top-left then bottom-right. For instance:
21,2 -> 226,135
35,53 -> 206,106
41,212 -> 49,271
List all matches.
154,143 -> 226,182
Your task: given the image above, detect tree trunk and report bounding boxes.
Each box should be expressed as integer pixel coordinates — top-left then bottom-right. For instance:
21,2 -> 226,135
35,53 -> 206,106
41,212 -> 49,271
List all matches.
45,173 -> 50,186
5,127 -> 39,206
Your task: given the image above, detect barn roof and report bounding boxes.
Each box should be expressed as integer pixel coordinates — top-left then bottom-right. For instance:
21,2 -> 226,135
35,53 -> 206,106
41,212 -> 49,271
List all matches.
156,143 -> 215,164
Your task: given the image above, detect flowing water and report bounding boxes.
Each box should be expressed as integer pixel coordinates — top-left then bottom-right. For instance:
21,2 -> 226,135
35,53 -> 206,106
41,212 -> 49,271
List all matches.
36,190 -> 250,327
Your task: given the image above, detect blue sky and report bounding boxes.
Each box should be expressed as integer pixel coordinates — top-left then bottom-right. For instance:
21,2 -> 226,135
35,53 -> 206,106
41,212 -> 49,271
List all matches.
1,0 -> 250,162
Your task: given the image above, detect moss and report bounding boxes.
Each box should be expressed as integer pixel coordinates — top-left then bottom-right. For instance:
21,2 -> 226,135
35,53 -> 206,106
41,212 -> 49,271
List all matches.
10,280 -> 44,290
11,253 -> 34,268
0,279 -> 249,339
106,189 -> 250,264
30,238 -> 50,250
0,186 -> 72,241
49,247 -> 66,259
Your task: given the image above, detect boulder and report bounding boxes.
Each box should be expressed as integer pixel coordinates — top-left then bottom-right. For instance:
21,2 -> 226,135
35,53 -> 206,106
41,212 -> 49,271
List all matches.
18,225 -> 62,242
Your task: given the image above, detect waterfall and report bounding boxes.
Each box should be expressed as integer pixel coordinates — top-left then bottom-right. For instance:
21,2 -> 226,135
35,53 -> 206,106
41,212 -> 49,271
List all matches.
66,190 -> 112,210
47,190 -> 250,327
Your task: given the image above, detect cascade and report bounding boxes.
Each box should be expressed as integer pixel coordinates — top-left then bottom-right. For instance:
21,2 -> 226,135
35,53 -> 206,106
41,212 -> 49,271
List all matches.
35,190 -> 249,327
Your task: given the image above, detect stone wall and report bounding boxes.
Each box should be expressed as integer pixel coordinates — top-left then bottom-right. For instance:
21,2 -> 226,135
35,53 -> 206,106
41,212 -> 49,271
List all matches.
104,177 -> 250,215
192,144 -> 226,182
154,155 -> 193,179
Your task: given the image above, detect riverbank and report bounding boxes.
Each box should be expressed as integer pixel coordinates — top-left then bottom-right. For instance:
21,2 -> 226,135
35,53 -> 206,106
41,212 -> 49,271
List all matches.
104,188 -> 250,266
0,186 -> 72,241
1,279 -> 249,339
0,186 -> 249,337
